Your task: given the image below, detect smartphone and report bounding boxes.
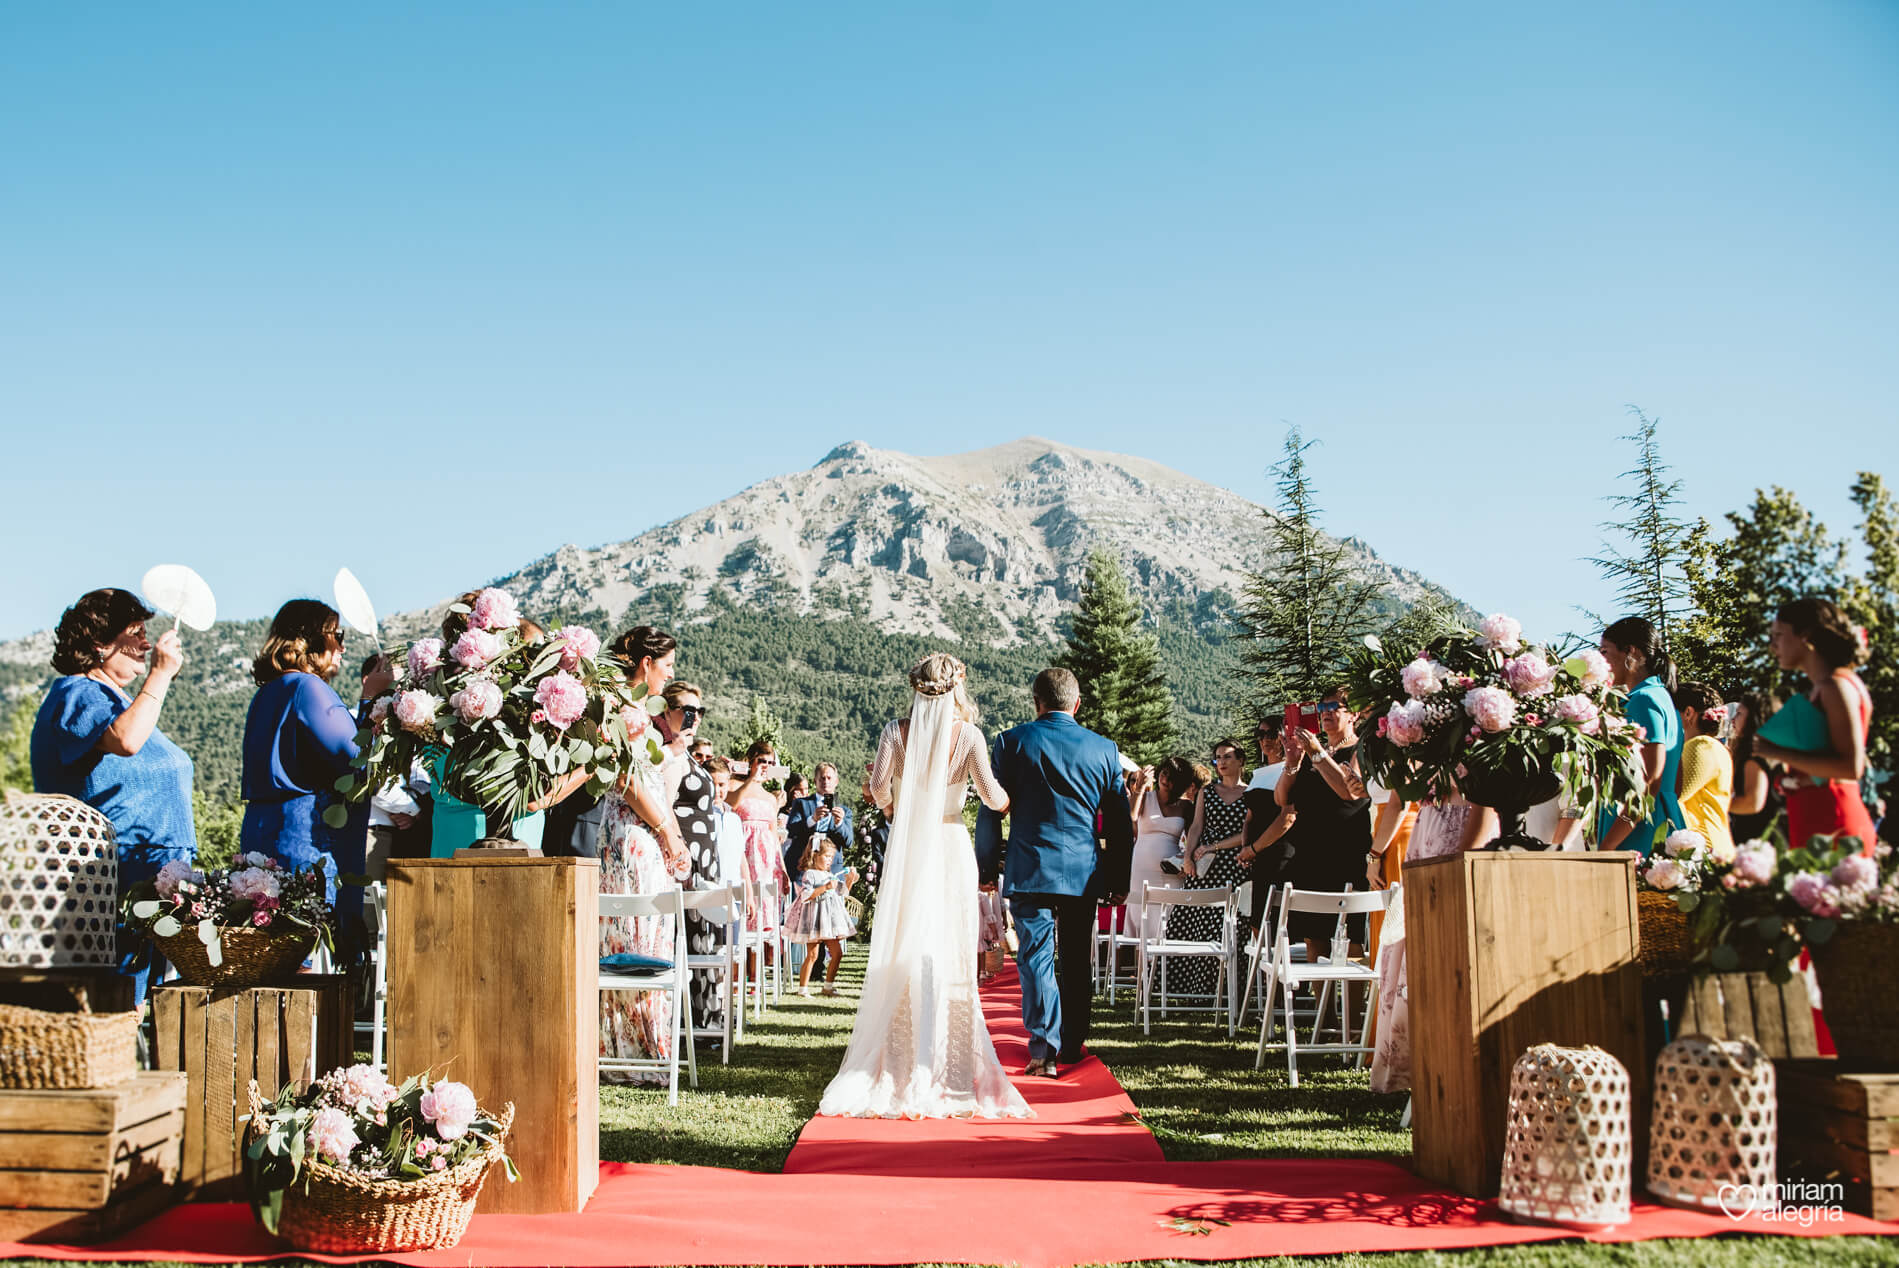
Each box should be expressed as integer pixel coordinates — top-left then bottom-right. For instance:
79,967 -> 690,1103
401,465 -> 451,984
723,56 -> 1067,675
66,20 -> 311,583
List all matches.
821,792 -> 837,810
766,763 -> 792,781
1284,701 -> 1320,735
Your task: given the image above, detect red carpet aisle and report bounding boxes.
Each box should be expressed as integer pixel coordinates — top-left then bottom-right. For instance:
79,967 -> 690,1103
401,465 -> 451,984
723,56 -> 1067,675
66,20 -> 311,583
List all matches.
6,963 -> 1893,1267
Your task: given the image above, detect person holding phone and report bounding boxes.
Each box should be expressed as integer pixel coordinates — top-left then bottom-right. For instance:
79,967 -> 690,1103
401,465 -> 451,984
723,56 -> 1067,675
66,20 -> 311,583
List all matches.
785,762 -> 859,980
1275,685 -> 1374,966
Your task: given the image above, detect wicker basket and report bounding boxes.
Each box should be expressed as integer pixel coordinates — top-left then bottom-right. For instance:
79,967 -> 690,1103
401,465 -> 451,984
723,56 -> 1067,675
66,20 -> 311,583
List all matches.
1647,1034 -> 1777,1211
155,925 -> 316,988
1637,891 -> 1697,975
0,791 -> 118,969
0,982 -> 138,1090
1809,922 -> 1899,1070
1497,1044 -> 1633,1230
246,1082 -> 514,1253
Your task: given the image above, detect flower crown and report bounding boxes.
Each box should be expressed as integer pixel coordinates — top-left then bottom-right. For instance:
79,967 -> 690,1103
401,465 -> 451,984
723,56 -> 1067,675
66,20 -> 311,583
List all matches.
909,656 -> 967,697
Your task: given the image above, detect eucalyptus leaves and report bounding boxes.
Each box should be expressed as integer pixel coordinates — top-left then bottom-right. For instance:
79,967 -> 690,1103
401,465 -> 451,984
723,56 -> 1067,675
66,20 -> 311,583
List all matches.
332,587 -> 662,830
120,854 -> 334,965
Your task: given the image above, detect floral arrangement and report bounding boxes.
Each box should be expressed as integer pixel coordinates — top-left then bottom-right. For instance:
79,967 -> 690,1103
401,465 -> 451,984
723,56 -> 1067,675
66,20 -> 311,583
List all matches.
1347,614 -> 1648,827
121,854 -> 333,964
331,587 -> 662,830
244,1064 -> 516,1234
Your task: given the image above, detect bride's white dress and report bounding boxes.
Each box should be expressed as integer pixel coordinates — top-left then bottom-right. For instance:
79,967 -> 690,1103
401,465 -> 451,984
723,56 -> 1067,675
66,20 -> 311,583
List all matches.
816,695 -> 1032,1119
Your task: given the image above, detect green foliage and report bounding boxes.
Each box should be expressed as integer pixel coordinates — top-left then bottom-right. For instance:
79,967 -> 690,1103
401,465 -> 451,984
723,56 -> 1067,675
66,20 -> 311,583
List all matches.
1843,472 -> 1899,796
1054,550 -> 1179,765
1677,486 -> 1848,695
1233,426 -> 1389,715
0,696 -> 32,793
191,791 -> 243,871
1590,408 -> 1699,645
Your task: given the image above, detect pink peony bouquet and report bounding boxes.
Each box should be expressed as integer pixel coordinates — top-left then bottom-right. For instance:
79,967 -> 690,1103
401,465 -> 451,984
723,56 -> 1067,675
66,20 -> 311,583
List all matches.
334,587 -> 663,830
1349,615 -> 1647,828
1678,833 -> 1894,980
121,853 -> 334,963
245,1065 -> 517,1235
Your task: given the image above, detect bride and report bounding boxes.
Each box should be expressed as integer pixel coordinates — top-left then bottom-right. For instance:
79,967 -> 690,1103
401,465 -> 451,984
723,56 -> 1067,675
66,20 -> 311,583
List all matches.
816,653 -> 1033,1119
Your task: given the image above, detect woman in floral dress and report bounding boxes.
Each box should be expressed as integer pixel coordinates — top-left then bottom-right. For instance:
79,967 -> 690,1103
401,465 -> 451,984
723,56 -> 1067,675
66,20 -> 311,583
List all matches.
599,626 -> 690,1084
726,739 -> 792,941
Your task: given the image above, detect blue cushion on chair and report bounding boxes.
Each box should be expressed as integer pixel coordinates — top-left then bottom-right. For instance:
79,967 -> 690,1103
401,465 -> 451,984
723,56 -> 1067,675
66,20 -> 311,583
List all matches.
600,952 -> 672,975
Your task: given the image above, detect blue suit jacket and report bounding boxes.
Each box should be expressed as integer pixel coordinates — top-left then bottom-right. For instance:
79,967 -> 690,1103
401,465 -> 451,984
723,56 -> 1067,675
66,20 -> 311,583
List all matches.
974,712 -> 1133,899
784,795 -> 854,875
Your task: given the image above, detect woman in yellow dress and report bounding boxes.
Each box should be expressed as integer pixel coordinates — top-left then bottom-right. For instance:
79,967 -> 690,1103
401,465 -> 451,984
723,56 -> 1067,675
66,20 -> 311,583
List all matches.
1672,681 -> 1734,856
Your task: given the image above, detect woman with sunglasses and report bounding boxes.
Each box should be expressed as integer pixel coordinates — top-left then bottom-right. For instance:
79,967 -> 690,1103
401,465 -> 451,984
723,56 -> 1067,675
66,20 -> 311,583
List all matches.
241,599 -> 393,939
1273,687 -> 1374,965
1164,739 -> 1252,1001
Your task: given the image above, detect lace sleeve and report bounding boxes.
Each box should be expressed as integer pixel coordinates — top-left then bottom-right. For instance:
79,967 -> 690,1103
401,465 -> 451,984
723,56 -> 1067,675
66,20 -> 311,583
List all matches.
957,723 -> 1010,812
869,719 -> 904,812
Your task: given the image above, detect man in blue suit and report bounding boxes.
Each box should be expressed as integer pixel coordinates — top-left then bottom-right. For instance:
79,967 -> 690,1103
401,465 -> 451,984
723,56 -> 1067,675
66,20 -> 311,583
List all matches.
975,668 -> 1133,1077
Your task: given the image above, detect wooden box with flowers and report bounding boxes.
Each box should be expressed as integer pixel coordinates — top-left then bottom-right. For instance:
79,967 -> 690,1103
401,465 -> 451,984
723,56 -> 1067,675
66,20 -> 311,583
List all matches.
150,977 -> 352,1199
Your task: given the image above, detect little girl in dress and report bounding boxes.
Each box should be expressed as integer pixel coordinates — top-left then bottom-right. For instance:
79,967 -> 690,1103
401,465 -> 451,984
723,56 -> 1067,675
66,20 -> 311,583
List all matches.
786,838 -> 858,996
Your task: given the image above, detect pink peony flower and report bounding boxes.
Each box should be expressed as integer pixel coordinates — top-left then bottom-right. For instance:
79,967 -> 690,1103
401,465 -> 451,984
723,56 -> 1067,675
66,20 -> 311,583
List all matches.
319,1064 -> 400,1115
1462,686 -> 1518,733
1552,693 -> 1601,735
1832,854 -> 1879,894
155,859 -> 202,899
242,852 -> 276,869
1478,613 -> 1523,653
1401,658 -> 1449,698
1663,829 -> 1707,860
450,678 -> 504,724
534,671 -> 587,730
1565,648 -> 1613,692
1787,871 -> 1840,917
470,587 -> 521,633
451,628 -> 502,671
1730,841 -> 1777,888
251,909 -> 273,927
432,1155 -> 447,1171
556,625 -> 602,671
1503,652 -> 1558,698
420,1080 -> 480,1141
229,867 -> 281,903
368,696 -> 392,727
1384,700 -> 1427,747
620,703 -> 650,739
406,637 -> 445,679
394,690 -> 443,734
1644,857 -> 1687,890
309,1107 -> 359,1163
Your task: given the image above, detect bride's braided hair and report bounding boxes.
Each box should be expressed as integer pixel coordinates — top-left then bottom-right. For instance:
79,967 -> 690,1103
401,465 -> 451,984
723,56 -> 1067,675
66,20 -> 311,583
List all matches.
909,652 -> 978,722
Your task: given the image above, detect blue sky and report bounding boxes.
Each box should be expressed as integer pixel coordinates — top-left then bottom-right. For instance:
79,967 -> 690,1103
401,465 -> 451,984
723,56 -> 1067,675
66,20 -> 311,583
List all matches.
2,2 -> 1895,645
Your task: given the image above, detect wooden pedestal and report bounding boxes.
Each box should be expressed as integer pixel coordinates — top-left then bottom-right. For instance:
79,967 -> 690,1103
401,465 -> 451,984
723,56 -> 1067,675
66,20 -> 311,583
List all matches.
0,1072 -> 186,1242
1407,850 -> 1646,1197
386,857 -> 599,1215
149,979 -> 352,1199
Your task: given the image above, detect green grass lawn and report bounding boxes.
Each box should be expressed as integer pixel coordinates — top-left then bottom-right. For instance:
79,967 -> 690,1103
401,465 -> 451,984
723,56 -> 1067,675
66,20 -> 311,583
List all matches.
6,946 -> 1893,1268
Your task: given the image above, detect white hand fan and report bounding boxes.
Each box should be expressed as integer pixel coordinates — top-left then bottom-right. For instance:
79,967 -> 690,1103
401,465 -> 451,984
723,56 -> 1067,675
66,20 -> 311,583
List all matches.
141,564 -> 217,632
333,567 -> 380,646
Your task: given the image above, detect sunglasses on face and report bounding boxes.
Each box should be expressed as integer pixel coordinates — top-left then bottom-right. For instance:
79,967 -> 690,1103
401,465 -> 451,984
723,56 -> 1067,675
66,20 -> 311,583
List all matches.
676,705 -> 704,726
1317,701 -> 1342,714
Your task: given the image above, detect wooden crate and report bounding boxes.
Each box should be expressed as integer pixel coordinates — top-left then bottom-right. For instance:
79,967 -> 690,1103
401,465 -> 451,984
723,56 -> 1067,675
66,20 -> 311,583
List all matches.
149,979 -> 351,1199
1406,850 -> 1647,1197
1777,1061 -> 1898,1221
387,857 -> 599,1215
1674,971 -> 1821,1059
0,1071 -> 186,1243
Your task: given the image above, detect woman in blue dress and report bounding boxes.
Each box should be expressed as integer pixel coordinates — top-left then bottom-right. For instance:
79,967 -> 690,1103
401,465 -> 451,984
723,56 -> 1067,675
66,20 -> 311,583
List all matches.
240,600 -> 392,950
1597,616 -> 1684,855
30,588 -> 197,1002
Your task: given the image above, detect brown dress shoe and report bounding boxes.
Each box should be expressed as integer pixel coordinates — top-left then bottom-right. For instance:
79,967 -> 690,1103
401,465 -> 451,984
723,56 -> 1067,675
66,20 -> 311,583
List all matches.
1022,1058 -> 1051,1077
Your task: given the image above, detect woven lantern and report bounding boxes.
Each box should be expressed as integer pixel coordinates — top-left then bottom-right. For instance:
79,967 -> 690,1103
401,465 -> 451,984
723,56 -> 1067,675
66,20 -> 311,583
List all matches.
1498,1043 -> 1633,1229
1647,1034 -> 1776,1210
0,791 -> 118,969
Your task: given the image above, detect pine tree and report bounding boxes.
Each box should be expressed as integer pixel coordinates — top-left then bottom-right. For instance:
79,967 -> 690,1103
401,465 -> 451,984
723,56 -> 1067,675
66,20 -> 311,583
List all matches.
1233,426 -> 1388,716
1843,472 -> 1898,798
1676,486 -> 1847,695
1055,550 -> 1179,764
1590,408 -> 1698,645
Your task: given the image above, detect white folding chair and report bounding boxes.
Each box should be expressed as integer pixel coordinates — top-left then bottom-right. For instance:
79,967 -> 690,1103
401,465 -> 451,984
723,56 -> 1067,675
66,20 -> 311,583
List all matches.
681,884 -> 743,1063
1095,903 -> 1141,1004
1254,883 -> 1395,1086
1134,883 -> 1240,1036
352,881 -> 389,1071
600,889 -> 698,1106
1238,883 -> 1310,1028
733,876 -> 782,1020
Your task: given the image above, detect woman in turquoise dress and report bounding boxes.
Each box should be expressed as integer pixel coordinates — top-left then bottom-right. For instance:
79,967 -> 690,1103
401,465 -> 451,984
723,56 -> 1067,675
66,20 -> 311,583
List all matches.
1596,616 -> 1683,855
1753,597 -> 1876,854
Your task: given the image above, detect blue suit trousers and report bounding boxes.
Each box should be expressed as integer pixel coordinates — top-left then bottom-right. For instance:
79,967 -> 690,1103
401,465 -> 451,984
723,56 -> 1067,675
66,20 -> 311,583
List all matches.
1009,892 -> 1096,1062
